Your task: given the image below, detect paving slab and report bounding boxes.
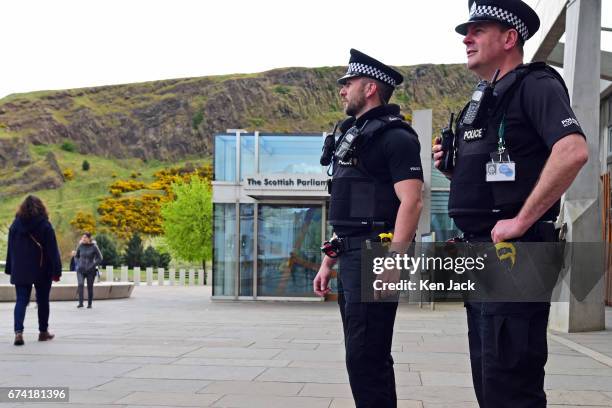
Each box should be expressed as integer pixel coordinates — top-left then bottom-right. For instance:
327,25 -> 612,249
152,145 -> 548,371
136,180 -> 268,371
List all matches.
94,378 -> 212,393
124,364 -> 266,381
200,380 -> 304,396
116,391 -> 222,406
211,394 -> 331,408
0,285 -> 609,407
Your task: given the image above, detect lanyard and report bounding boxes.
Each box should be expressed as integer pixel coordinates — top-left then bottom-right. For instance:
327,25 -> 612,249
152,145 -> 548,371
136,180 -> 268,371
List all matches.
497,114 -> 507,155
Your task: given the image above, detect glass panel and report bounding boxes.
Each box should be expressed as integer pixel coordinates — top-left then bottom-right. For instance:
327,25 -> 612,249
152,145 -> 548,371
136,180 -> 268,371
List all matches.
240,135 -> 256,180
214,135 -> 236,182
257,205 -> 322,297
259,135 -> 324,174
213,204 -> 236,296
430,191 -> 460,241
239,204 -> 254,296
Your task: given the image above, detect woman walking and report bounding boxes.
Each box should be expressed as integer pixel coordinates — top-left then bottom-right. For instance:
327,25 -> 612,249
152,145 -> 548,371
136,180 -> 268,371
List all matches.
75,232 -> 102,308
4,195 -> 62,346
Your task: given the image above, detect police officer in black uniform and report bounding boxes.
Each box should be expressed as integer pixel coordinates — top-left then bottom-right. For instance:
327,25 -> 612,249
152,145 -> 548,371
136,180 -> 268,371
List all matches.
433,1 -> 588,407
314,49 -> 423,408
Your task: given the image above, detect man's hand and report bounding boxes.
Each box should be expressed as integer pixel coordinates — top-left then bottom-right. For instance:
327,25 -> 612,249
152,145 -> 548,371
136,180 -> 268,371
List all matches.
52,275 -> 60,282
432,137 -> 452,178
313,256 -> 335,297
491,217 -> 529,244
373,260 -> 401,300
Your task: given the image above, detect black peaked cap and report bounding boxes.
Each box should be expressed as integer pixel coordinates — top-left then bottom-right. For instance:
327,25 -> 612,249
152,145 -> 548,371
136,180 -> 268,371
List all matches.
455,0 -> 540,42
337,49 -> 403,87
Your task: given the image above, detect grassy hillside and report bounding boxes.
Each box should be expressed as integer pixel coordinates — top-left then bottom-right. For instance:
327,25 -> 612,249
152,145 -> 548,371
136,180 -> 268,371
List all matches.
0,146 -> 209,262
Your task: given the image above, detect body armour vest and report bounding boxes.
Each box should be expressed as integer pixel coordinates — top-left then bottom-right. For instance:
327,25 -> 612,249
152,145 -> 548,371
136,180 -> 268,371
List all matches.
448,63 -> 569,233
328,112 -> 416,234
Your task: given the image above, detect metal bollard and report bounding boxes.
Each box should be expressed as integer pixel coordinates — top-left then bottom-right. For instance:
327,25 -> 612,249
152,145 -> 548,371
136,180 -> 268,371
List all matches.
179,269 -> 185,286
189,269 -> 195,286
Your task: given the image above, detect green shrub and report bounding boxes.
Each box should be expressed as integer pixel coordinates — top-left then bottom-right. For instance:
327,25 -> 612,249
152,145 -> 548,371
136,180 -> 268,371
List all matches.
60,140 -> 76,152
82,160 -> 90,171
274,85 -> 290,95
192,111 -> 204,129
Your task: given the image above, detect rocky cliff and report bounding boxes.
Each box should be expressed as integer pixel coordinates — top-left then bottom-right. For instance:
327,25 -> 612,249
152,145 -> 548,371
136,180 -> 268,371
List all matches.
0,64 -> 475,194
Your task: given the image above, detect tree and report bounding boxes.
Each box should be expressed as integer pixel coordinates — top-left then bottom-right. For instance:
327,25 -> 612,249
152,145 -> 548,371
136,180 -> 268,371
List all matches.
82,160 -> 90,171
143,246 -> 159,268
142,246 -> 172,269
122,234 -> 144,268
161,176 -> 212,282
96,234 -> 120,267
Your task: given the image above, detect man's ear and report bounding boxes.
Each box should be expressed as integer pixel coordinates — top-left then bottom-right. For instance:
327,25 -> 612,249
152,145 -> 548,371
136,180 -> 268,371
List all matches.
504,29 -> 520,51
365,81 -> 377,99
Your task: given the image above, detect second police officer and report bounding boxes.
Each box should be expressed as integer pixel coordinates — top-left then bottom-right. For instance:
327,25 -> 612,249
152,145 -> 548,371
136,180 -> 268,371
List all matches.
314,49 -> 423,408
434,0 -> 588,406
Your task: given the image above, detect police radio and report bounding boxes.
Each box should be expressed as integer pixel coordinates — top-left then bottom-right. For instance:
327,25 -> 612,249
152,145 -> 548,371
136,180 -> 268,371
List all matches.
320,122 -> 339,166
461,69 -> 500,127
335,121 -> 368,162
439,112 -> 455,172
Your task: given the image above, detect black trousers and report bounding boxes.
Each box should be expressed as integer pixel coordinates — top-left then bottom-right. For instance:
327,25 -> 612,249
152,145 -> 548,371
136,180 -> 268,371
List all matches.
464,224 -> 554,407
467,302 -> 549,407
77,271 -> 95,306
338,250 -> 398,408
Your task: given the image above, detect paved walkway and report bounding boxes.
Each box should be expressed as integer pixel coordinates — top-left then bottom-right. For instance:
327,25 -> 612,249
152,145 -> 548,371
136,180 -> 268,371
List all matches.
0,286 -> 611,407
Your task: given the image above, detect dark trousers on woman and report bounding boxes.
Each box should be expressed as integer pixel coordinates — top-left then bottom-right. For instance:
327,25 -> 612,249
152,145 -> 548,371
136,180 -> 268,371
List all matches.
14,279 -> 52,333
77,272 -> 95,306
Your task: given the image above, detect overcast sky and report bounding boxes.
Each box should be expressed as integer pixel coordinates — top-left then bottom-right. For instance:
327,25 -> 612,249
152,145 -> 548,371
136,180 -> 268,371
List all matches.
1,0 -> 611,99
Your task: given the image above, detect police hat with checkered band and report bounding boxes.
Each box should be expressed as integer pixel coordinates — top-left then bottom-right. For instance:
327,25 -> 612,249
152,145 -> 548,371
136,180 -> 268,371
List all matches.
455,0 -> 540,42
337,49 -> 403,88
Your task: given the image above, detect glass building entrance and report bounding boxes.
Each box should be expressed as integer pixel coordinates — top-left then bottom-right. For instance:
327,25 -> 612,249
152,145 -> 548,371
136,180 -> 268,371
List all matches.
211,129 -> 458,300
212,130 -> 330,299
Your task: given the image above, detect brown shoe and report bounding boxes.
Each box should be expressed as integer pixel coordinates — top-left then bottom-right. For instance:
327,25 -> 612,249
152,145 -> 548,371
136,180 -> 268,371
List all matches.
14,332 -> 24,346
38,331 -> 55,341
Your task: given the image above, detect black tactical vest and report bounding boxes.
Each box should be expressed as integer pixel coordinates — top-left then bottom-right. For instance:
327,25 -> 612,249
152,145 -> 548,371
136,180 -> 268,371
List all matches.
328,114 -> 416,235
449,63 -> 569,233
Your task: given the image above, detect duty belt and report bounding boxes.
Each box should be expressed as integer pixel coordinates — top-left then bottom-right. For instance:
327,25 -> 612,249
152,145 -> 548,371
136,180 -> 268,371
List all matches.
321,232 -> 394,258
461,221 -> 558,243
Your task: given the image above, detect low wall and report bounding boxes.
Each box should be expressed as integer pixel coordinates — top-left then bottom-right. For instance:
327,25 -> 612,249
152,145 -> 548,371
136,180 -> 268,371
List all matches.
0,272 -> 134,302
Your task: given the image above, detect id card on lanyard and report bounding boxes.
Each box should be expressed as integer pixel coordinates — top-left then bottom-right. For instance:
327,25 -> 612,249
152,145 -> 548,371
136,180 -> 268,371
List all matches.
486,115 -> 516,182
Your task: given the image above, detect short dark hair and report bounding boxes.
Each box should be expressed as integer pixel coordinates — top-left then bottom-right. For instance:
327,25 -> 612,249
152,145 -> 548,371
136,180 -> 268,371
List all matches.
16,195 -> 48,220
83,232 -> 92,239
364,78 -> 394,104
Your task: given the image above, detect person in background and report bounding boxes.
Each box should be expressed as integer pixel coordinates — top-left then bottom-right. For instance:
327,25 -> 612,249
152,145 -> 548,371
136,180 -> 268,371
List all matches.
75,232 -> 102,309
4,195 -> 62,346
69,250 -> 77,272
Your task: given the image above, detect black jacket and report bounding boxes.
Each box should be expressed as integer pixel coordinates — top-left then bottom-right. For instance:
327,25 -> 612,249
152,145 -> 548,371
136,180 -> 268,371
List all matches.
75,243 -> 102,275
4,216 -> 62,285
